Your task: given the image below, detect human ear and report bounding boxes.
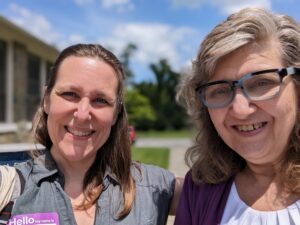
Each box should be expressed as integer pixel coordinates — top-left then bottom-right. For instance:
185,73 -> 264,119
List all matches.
43,87 -> 50,114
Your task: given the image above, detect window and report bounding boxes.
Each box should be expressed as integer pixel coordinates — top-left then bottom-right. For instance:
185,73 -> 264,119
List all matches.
0,40 -> 6,122
26,53 -> 40,120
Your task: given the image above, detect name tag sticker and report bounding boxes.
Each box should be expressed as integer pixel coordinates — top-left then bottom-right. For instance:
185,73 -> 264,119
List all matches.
8,212 -> 59,225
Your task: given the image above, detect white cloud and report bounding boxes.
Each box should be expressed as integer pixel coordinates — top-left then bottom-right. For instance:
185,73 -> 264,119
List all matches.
55,33 -> 91,50
217,0 -> 271,14
171,0 -> 271,14
101,0 -> 135,12
99,22 -> 199,71
5,3 -> 89,50
7,3 -> 62,46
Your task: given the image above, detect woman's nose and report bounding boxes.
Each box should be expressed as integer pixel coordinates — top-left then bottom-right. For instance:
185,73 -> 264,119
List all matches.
229,90 -> 256,119
74,98 -> 91,121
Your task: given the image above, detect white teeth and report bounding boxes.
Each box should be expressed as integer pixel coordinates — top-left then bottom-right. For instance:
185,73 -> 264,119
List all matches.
67,127 -> 93,137
236,122 -> 264,132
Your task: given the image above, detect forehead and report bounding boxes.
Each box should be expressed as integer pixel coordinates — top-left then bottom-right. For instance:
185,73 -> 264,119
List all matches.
55,56 -> 119,95
211,40 -> 283,81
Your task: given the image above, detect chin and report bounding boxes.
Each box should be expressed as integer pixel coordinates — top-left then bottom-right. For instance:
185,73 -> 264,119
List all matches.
64,153 -> 93,163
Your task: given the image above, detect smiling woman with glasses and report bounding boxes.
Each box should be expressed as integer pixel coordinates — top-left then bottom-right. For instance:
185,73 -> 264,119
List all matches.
175,7 -> 300,225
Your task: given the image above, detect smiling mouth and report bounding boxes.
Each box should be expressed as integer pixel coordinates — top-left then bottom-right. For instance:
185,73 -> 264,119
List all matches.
65,126 -> 95,137
235,122 -> 267,132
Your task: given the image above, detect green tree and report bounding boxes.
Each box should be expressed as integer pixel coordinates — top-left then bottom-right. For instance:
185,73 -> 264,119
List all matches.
135,59 -> 187,130
125,88 -> 156,130
119,43 -> 137,84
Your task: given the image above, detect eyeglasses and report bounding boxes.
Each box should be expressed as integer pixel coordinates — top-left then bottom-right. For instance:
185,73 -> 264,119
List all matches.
195,67 -> 300,109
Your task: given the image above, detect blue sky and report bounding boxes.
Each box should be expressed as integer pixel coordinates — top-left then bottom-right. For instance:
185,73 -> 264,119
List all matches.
0,0 -> 299,82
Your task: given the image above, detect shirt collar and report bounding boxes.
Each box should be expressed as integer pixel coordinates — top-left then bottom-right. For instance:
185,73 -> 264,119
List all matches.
30,151 -> 143,186
31,151 -> 126,186
103,162 -> 143,185
31,150 -> 60,184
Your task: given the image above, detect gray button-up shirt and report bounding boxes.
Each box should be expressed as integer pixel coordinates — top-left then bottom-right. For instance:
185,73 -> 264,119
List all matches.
10,151 -> 175,225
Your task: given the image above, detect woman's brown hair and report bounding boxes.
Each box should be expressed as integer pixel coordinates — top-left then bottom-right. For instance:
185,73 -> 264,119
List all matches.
31,44 -> 135,218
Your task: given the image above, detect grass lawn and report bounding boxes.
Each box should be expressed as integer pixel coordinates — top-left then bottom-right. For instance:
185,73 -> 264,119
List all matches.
132,147 -> 170,169
137,129 -> 195,139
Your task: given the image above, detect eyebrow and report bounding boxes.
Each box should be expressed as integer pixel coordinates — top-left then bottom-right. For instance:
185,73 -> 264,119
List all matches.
55,85 -> 117,102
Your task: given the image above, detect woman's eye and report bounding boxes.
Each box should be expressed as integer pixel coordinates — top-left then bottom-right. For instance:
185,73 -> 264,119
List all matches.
256,79 -> 277,87
62,92 -> 76,96
93,98 -> 109,105
208,87 -> 230,98
60,92 -> 78,100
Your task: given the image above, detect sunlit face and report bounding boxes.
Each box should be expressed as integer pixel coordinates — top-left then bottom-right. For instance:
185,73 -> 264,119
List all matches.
44,56 -> 118,166
208,41 -> 298,166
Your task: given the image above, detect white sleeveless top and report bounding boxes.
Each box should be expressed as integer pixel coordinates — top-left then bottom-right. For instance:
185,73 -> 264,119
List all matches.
220,182 -> 300,225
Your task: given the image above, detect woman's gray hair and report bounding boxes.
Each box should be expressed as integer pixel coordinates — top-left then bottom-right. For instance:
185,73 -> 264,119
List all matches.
177,7 -> 300,187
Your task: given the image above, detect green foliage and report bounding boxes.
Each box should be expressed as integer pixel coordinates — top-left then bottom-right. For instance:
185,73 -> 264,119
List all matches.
137,129 -> 194,138
119,43 -> 188,131
120,43 -> 137,84
125,88 -> 156,129
131,147 -> 170,169
134,59 -> 187,130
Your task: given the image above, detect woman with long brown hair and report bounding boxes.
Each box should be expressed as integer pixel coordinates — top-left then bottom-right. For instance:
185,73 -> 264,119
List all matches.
1,43 -> 178,225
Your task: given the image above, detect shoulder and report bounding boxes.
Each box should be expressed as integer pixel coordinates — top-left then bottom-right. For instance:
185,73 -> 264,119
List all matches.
142,163 -> 174,179
181,170 -> 200,198
15,150 -> 56,173
175,172 -> 234,225
14,159 -> 34,179
131,162 -> 175,194
183,170 -> 200,191
181,170 -> 234,206
183,170 -> 233,192
14,151 -> 59,187
134,163 -> 175,183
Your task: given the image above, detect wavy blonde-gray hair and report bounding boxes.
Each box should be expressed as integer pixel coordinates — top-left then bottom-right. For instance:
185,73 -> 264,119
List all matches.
177,8 -> 300,192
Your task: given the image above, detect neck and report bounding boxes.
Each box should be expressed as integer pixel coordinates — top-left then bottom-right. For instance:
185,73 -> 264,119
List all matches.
58,162 -> 92,200
242,162 -> 285,188
235,162 -> 298,211
50,151 -> 95,190
246,155 -> 286,179
62,164 -> 88,183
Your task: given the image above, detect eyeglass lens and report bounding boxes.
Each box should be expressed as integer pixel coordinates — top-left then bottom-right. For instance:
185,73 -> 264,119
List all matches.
243,72 -> 281,100
202,72 -> 281,108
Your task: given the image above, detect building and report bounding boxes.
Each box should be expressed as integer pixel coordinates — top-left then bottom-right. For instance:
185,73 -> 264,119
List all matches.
0,15 -> 59,134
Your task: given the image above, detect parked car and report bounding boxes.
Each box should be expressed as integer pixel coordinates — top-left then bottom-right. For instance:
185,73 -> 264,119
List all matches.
0,151 -> 31,166
128,126 -> 136,144
0,144 -> 44,166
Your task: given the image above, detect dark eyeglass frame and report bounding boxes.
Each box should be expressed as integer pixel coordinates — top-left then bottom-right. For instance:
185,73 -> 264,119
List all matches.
195,67 -> 300,109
